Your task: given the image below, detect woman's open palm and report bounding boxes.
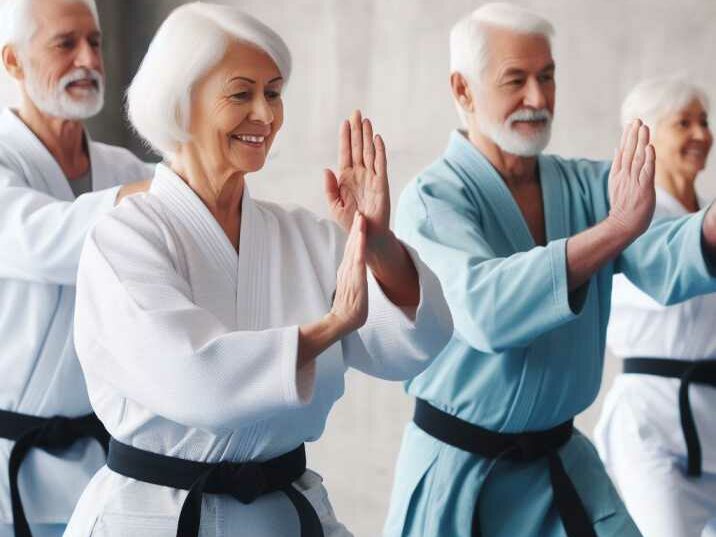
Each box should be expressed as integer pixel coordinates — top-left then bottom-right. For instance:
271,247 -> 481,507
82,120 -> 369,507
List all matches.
324,110 -> 390,241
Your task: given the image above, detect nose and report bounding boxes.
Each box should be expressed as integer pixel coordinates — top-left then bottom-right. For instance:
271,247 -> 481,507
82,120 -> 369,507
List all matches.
692,124 -> 712,142
249,94 -> 274,124
74,39 -> 102,72
523,77 -> 547,110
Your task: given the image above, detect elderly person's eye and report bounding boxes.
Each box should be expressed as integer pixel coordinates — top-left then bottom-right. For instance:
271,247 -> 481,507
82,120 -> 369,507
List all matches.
265,90 -> 281,100
230,91 -> 251,101
57,39 -> 75,50
539,73 -> 554,83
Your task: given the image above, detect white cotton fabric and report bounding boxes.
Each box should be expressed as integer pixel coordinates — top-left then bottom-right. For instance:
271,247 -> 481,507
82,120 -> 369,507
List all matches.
66,163 -> 452,536
0,107 -> 152,523
596,186 -> 716,537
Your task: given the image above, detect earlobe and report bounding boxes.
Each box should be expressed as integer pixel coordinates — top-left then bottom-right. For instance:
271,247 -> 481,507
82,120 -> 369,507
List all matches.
2,45 -> 24,81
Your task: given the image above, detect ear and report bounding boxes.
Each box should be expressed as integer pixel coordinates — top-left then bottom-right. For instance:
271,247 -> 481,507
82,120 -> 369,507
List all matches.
450,72 -> 474,115
2,45 -> 25,81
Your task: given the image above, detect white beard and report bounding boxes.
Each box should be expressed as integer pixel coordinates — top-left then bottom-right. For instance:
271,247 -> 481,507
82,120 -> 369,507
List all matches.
24,66 -> 104,121
479,107 -> 552,157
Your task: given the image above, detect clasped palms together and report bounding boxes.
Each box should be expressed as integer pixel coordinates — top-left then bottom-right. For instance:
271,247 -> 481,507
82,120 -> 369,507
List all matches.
326,110 -> 391,332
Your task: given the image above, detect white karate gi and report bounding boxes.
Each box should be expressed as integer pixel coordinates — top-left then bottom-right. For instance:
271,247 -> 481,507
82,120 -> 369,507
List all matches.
595,187 -> 716,537
66,163 -> 453,537
0,108 -> 151,535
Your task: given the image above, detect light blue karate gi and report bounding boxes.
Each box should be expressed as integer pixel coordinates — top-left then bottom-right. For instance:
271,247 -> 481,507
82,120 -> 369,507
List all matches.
383,131 -> 716,537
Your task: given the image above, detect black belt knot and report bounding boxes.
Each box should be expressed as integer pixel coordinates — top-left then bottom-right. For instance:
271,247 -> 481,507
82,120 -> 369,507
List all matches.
107,438 -> 324,537
0,410 -> 109,537
204,460 -> 268,503
413,398 -> 596,537
34,417 -> 73,450
624,357 -> 716,477
510,423 -> 572,462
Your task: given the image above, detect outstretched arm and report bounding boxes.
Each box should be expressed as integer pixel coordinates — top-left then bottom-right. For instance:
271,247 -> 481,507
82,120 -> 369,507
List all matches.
566,119 -> 656,290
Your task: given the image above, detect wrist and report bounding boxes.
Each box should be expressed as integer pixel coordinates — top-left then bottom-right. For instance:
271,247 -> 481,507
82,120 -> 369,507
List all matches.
366,230 -> 402,272
322,311 -> 350,342
603,214 -> 640,249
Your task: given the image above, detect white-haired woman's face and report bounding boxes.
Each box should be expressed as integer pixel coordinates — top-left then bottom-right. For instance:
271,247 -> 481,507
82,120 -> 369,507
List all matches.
653,99 -> 712,179
186,40 -> 284,176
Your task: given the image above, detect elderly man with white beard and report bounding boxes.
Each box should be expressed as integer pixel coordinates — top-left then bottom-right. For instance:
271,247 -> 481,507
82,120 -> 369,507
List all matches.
384,3 -> 716,537
0,1 -> 151,536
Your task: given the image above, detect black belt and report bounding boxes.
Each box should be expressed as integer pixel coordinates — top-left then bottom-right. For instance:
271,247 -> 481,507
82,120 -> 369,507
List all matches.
623,357 -> 716,477
106,438 -> 324,537
0,409 -> 109,537
413,398 -> 596,537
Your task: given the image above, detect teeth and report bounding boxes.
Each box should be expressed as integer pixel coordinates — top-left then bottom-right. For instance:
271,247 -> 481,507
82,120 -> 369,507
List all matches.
234,135 -> 265,143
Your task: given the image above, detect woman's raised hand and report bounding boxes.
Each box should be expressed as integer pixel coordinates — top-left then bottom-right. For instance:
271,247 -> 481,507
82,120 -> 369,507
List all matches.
324,110 -> 391,249
329,212 -> 369,335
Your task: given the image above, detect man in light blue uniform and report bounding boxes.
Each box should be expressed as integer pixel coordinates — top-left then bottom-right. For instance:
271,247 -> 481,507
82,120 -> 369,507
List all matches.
384,4 -> 716,537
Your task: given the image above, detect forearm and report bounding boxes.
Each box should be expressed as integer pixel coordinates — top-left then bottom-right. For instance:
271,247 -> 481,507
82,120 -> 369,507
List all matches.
298,314 -> 344,370
366,231 -> 420,307
566,217 -> 633,291
0,186 -> 119,283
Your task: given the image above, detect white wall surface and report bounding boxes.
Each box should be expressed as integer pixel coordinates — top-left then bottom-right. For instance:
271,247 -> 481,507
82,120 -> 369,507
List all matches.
1,1 -> 714,535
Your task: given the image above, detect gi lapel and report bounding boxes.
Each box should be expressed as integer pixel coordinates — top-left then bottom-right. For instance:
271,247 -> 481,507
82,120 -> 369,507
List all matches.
0,108 -> 74,201
235,187 -> 266,331
150,164 -> 239,289
444,130 -> 537,252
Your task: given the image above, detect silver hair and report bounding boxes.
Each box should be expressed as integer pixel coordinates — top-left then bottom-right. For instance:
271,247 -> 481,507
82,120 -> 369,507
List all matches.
621,76 -> 710,130
0,0 -> 99,51
450,3 -> 554,126
126,2 -> 291,159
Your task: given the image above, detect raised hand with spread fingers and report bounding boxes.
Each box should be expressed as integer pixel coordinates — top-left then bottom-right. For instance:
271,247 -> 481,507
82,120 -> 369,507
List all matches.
324,110 -> 420,308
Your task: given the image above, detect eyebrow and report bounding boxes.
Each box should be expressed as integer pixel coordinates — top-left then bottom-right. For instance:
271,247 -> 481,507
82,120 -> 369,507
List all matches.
229,76 -> 283,84
501,62 -> 555,78
50,30 -> 101,41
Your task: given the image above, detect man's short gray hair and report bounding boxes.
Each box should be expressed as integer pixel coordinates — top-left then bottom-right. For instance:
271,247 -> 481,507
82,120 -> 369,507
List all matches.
126,2 -> 291,159
621,76 -> 710,130
449,3 -> 554,127
0,0 -> 99,51
450,3 -> 554,84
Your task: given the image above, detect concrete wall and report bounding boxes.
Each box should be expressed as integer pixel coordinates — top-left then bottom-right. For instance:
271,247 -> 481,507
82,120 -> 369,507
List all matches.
2,1 -> 715,534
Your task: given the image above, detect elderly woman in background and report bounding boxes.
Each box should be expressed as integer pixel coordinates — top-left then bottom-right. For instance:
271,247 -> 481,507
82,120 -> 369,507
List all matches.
64,3 -> 452,537
595,77 -> 716,537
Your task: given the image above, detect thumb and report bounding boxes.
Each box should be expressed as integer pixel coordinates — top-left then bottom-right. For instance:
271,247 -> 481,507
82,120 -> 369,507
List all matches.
324,169 -> 342,209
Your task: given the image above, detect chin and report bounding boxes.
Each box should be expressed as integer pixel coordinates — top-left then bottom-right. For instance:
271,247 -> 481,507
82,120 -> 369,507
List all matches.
236,159 -> 267,174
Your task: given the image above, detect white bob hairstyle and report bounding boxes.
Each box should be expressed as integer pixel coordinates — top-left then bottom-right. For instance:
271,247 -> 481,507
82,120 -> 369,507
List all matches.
450,2 -> 554,85
0,0 -> 99,51
621,76 -> 710,130
127,2 -> 291,159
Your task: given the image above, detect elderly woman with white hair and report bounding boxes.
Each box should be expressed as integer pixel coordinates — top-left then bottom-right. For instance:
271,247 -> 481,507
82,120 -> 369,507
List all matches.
595,78 -> 716,537
64,3 -> 452,537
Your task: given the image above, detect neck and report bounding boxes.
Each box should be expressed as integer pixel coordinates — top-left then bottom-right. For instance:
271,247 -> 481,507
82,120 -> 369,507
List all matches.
17,92 -> 89,179
655,165 -> 699,212
171,146 -> 245,246
467,127 -> 538,187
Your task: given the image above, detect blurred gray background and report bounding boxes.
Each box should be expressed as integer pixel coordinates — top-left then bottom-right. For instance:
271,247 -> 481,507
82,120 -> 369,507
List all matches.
1,1 -> 715,534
